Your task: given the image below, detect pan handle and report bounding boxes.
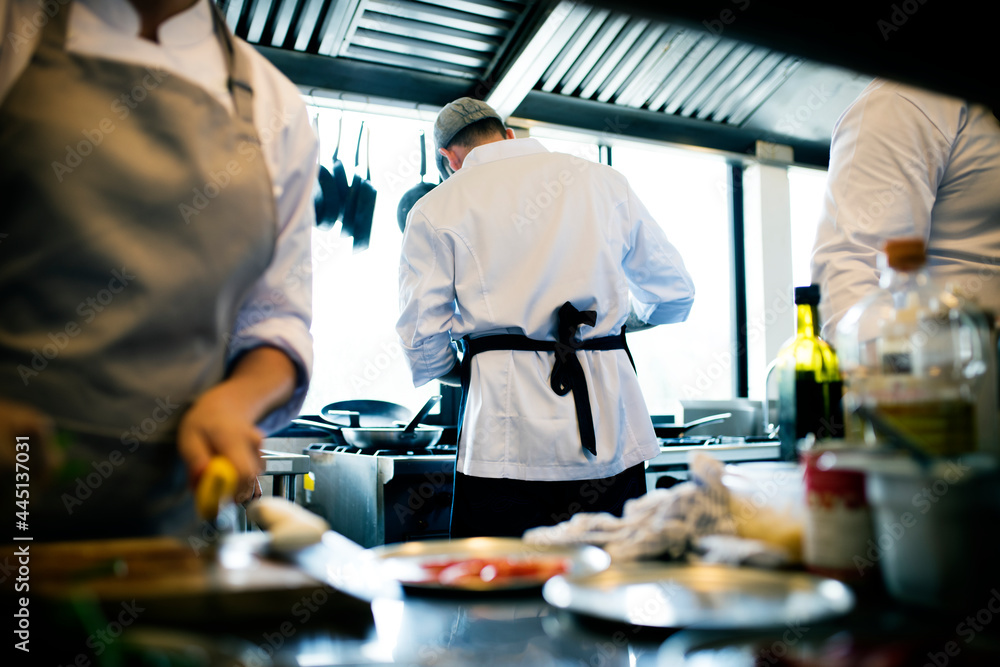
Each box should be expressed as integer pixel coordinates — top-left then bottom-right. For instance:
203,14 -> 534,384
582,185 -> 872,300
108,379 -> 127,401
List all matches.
419,130 -> 426,180
314,410 -> 362,427
682,412 -> 732,431
291,418 -> 344,432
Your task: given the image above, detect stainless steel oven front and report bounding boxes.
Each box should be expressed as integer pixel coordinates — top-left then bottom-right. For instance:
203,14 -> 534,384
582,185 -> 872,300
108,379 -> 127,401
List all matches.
304,443 -> 455,548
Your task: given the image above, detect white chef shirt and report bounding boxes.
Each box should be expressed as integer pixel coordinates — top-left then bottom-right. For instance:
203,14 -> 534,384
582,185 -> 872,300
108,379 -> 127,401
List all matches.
0,0 -> 317,431
397,138 -> 695,481
811,78 -> 1000,339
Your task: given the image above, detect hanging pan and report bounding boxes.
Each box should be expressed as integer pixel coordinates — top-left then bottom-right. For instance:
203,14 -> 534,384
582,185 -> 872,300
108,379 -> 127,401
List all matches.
396,130 -> 437,233
342,121 -> 377,252
314,114 -> 350,229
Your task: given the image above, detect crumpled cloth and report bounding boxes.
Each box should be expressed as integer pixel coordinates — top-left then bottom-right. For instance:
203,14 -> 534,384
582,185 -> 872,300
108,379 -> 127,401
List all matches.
523,452 -> 738,561
523,453 -> 795,566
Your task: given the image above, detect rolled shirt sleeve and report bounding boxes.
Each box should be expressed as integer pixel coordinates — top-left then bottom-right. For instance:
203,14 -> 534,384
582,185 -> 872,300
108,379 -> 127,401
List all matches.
396,209 -> 460,387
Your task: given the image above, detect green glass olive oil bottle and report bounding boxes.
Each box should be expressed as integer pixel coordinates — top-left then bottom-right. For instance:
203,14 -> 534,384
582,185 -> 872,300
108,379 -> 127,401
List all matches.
777,284 -> 845,460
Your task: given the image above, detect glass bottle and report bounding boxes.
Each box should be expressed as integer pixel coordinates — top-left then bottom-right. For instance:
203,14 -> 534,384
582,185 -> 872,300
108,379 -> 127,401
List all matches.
776,284 -> 844,461
835,238 -> 989,456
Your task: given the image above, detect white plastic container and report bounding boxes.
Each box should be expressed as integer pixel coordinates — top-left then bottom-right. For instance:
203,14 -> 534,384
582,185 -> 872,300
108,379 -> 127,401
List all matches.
855,454 -> 1000,610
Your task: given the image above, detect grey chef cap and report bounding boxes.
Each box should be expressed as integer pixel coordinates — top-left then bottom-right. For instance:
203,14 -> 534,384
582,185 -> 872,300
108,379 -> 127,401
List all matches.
434,97 -> 503,181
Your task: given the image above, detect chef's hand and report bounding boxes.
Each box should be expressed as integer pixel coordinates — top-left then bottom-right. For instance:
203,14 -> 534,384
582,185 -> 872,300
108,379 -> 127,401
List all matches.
438,359 -> 462,387
177,346 -> 298,504
0,399 -> 61,486
178,387 -> 265,503
625,305 -> 656,332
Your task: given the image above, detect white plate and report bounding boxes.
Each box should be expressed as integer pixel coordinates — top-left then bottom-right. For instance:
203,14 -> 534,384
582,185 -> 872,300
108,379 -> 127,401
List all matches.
367,537 -> 611,592
542,562 -> 854,629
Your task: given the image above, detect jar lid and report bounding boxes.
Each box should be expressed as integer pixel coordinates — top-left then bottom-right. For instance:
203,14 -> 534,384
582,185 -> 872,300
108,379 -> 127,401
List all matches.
884,237 -> 926,270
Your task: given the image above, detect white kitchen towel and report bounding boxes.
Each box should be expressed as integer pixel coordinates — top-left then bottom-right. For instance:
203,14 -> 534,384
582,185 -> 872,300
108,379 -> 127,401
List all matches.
523,452 -> 738,561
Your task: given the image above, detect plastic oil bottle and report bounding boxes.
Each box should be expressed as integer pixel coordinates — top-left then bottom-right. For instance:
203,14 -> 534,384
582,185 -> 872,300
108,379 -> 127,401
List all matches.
834,238 -> 991,455
776,284 -> 844,461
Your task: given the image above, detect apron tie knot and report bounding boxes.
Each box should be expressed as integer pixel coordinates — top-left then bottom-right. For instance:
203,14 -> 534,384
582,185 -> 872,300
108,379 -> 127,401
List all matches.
458,303 -> 632,458
550,302 -> 598,454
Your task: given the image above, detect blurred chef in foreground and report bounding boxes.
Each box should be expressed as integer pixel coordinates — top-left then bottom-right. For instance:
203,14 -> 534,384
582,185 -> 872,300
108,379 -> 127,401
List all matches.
0,0 -> 317,539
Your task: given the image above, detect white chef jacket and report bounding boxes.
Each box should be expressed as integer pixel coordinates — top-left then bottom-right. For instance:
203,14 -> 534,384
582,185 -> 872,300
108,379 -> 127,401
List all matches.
811,78 -> 1000,339
397,138 -> 695,481
0,0 -> 317,431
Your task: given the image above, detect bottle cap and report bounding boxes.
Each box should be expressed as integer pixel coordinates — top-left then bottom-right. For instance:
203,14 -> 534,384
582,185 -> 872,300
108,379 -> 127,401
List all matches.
884,237 -> 926,271
794,284 -> 821,305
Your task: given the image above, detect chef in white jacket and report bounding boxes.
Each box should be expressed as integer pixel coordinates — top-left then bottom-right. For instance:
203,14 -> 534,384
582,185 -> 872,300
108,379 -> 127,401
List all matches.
811,78 -> 1000,338
396,98 -> 695,538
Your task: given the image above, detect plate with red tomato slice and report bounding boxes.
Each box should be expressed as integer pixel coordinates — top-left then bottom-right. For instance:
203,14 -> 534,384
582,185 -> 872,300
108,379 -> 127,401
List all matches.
367,537 -> 611,593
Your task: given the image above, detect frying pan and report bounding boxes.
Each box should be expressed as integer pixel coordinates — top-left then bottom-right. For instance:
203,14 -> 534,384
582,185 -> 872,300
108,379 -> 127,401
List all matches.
293,396 -> 443,451
652,413 -> 732,439
396,130 -> 437,233
341,121 -> 376,253
319,399 -> 411,427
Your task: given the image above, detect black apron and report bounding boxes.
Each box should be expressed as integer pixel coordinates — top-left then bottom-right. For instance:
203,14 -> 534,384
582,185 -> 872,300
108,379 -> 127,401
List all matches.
457,301 -> 634,456
449,302 -> 644,538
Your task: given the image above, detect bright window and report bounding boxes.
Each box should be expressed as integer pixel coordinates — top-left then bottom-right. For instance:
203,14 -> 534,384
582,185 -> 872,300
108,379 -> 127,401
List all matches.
301,102 -> 733,420
300,105 -> 439,416
788,165 -> 829,288
608,142 -> 732,411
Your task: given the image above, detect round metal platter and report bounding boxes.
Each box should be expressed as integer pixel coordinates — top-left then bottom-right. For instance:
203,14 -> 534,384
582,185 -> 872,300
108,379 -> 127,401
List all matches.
542,562 -> 854,630
367,537 -> 612,593
656,628 -> 844,666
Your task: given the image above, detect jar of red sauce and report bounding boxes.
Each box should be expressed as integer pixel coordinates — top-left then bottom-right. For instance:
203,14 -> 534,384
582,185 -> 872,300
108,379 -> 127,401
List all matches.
802,446 -> 873,584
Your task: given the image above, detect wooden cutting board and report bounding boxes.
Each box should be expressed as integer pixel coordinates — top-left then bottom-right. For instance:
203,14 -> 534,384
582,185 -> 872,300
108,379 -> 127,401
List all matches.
1,535 -> 373,633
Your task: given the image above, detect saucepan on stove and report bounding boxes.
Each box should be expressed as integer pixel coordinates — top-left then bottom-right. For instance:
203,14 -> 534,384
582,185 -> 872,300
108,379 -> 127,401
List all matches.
293,396 -> 443,451
652,412 -> 732,439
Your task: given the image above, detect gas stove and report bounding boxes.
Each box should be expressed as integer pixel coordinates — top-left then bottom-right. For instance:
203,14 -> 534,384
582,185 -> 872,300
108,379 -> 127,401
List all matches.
647,435 -> 781,489
278,418 -> 781,544
307,442 -> 458,457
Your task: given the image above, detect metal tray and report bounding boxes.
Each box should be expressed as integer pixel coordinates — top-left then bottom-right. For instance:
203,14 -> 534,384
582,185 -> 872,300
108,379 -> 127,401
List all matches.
367,537 -> 611,593
656,628 -> 845,666
542,562 -> 854,630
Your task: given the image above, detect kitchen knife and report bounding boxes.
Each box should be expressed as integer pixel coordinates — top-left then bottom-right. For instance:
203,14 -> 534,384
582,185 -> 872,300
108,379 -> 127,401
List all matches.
195,456 -> 239,522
